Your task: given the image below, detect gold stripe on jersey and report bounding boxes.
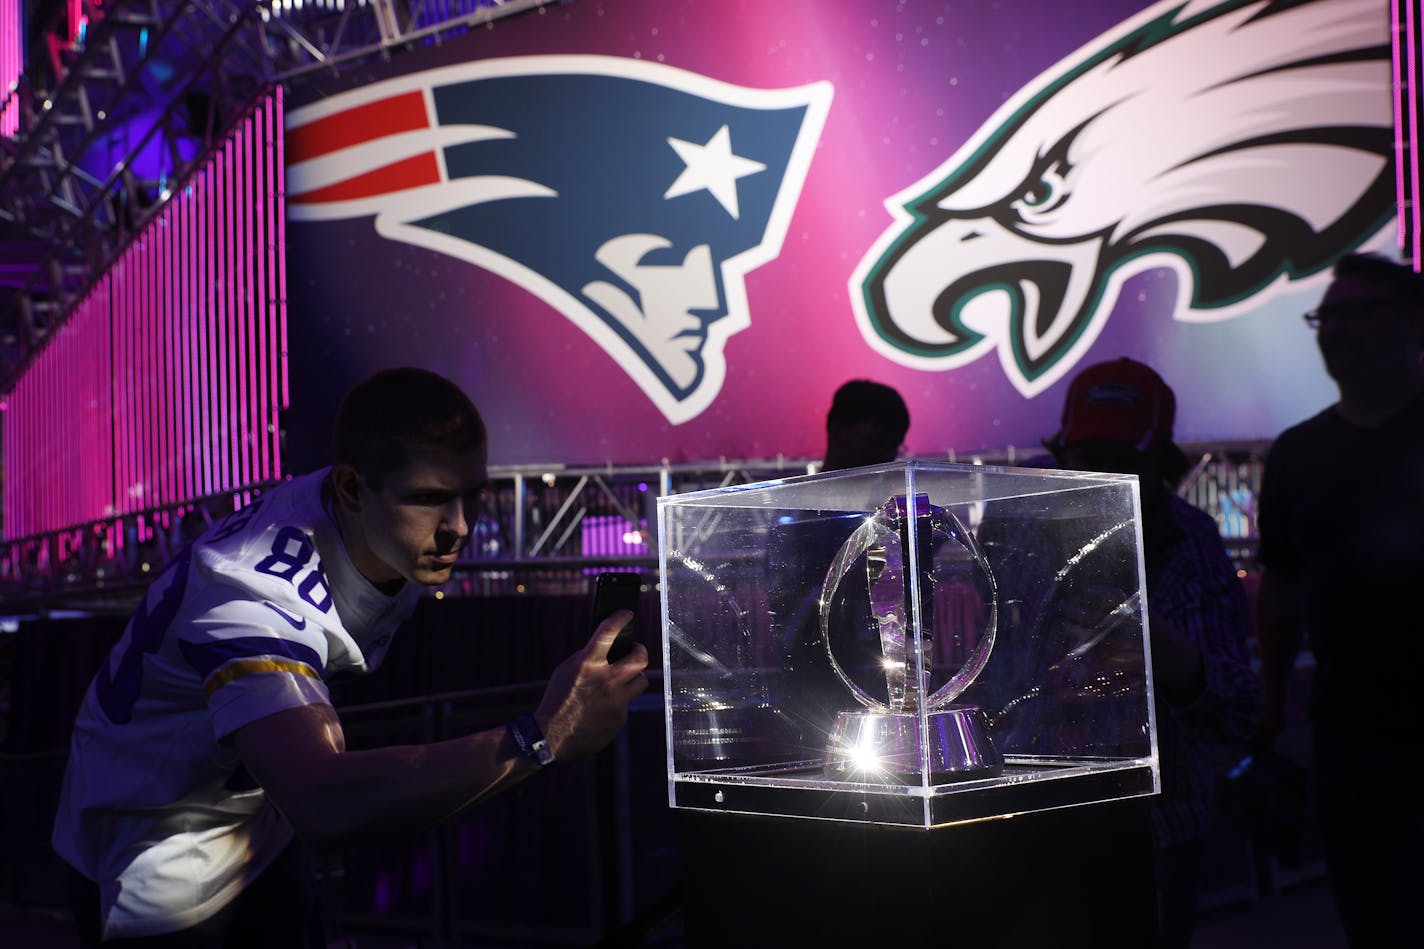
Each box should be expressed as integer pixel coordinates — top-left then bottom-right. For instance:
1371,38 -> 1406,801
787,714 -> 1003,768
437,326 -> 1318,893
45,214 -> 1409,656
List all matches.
204,658 -> 321,698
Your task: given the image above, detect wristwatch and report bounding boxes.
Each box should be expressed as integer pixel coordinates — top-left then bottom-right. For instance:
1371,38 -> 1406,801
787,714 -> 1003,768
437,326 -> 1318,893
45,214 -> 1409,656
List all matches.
507,714 -> 555,767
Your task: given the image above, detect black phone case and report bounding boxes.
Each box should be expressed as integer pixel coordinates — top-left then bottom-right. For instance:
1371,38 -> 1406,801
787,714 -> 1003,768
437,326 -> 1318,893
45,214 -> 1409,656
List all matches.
593,572 -> 641,661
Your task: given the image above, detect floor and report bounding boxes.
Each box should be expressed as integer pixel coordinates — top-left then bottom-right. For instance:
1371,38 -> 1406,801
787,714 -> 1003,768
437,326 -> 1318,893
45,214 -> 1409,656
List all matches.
0,873 -> 1350,948
1192,874 -> 1348,948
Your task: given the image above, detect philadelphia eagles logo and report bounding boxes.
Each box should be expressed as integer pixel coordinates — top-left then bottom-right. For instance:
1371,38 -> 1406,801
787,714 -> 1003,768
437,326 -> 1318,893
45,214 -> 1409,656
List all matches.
852,0 -> 1396,397
286,56 -> 831,424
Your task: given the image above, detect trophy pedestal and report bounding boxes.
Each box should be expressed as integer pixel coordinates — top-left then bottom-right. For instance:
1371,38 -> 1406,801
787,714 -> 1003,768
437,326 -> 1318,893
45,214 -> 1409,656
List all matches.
823,705 -> 1004,782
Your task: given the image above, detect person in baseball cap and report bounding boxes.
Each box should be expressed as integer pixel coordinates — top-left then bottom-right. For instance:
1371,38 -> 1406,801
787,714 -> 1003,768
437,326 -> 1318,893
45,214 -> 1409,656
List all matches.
1044,356 -> 1191,488
1043,356 -> 1260,949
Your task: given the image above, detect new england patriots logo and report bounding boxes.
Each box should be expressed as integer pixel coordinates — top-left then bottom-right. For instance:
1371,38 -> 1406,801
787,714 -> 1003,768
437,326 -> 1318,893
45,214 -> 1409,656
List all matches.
852,0 -> 1396,397
286,55 -> 832,423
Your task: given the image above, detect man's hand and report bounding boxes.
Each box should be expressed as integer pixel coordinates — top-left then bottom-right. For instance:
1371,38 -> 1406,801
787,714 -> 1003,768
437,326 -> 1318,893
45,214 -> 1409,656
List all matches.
536,609 -> 650,761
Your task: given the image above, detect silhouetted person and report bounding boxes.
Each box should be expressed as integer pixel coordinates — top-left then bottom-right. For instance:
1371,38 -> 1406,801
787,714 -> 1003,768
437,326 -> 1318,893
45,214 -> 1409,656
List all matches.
821,378 -> 910,471
1043,358 -> 1260,949
1255,252 -> 1424,949
766,379 -> 911,753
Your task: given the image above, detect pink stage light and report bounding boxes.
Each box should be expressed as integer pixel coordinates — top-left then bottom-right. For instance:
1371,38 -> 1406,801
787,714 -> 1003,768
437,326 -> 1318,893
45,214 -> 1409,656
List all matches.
0,0 -> 20,138
1395,0 -> 1423,272
1,90 -> 288,541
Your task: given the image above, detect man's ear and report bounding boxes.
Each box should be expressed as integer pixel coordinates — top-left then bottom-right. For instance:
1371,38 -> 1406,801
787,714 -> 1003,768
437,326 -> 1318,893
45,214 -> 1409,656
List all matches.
330,464 -> 362,512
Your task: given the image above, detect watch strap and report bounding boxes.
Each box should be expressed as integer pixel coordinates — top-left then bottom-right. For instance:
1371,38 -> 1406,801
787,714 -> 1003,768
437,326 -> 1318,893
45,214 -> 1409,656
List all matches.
507,714 -> 555,766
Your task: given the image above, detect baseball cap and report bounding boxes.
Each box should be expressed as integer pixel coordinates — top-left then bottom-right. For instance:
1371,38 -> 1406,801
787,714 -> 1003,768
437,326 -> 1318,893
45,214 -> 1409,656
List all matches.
1048,358 -> 1176,453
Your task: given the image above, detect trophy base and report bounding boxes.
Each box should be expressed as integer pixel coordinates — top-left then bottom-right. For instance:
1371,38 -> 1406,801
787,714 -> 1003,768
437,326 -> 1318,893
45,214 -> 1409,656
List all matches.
823,705 -> 1004,783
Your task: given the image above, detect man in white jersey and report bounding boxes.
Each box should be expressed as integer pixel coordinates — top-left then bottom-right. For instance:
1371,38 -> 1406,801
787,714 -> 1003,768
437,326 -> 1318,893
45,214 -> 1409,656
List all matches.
52,367 -> 650,946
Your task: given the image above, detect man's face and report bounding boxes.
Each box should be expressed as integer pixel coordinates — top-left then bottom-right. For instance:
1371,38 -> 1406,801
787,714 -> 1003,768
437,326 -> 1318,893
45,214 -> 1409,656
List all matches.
353,444 -> 490,587
1313,274 -> 1420,385
826,419 -> 904,470
1053,438 -> 1166,520
1053,438 -> 1152,478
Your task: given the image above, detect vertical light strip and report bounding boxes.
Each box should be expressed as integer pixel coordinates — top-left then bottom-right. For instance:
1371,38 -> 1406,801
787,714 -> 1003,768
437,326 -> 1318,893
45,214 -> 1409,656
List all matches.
129,232 -> 142,517
66,314 -> 76,526
247,119 -> 262,485
79,292 -> 92,526
207,154 -> 222,497
196,167 -> 214,498
254,100 -> 272,483
267,94 -> 283,480
40,323 -> 50,532
146,225 -> 160,510
171,201 -> 186,506
136,232 -> 151,513
213,139 -> 231,496
44,326 -> 55,531
8,372 -> 15,537
1394,0 -> 1409,254
135,245 -> 145,513
177,188 -> 193,505
113,259 -> 127,518
1397,0 -> 1423,272
123,255 -> 137,517
4,333 -> 12,536
233,126 -> 252,491
227,134 -> 242,493
1407,0 -> 1422,271
34,336 -> 43,533
18,366 -> 28,535
159,205 -> 175,509
224,135 -> 239,494
98,275 -> 114,523
275,84 -> 290,432
164,203 -> 179,509
3,368 -> 11,536
0,0 -> 20,138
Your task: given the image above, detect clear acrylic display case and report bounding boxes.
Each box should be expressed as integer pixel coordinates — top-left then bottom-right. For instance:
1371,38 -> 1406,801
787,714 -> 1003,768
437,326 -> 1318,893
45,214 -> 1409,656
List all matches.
657,460 -> 1160,829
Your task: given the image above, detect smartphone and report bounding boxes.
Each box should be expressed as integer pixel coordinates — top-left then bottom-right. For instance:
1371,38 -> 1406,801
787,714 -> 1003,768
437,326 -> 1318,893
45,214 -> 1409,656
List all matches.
591,571 -> 642,662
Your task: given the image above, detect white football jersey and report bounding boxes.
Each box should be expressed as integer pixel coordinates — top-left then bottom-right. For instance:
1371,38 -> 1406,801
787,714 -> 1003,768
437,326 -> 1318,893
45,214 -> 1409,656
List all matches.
51,468 -> 420,939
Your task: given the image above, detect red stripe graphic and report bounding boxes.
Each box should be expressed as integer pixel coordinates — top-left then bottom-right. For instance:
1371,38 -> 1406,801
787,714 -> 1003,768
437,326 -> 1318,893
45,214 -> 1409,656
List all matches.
286,91 -> 430,164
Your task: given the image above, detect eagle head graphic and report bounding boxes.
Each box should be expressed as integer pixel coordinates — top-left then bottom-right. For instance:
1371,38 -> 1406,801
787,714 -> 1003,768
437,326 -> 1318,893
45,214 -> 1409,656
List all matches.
852,0 -> 1397,397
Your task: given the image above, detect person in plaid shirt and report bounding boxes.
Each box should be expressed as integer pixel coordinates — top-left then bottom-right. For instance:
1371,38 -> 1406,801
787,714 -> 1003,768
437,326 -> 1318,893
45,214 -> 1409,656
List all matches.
1043,357 -> 1261,949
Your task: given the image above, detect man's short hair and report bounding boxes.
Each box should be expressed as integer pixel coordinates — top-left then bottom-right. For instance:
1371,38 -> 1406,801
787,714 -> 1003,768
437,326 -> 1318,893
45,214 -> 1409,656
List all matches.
1333,252 -> 1424,306
332,367 -> 487,486
826,379 -> 910,442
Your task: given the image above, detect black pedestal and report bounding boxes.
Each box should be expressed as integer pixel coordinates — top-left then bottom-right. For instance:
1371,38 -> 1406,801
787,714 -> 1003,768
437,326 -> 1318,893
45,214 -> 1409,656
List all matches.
679,797 -> 1156,949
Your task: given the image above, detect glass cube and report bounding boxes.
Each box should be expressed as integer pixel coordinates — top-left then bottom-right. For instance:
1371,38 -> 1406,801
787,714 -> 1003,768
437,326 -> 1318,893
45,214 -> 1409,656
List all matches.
656,460 -> 1159,829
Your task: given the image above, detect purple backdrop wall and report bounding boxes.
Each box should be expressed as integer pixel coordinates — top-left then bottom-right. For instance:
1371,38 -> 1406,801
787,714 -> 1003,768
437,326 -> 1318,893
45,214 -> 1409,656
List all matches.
283,0 -> 1398,470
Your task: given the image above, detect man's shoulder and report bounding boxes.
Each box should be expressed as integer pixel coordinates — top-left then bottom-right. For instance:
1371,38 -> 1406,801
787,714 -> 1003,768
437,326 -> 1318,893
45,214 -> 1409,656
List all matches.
1263,406 -> 1340,467
1278,404 -> 1338,439
186,469 -> 342,622
197,470 -> 329,550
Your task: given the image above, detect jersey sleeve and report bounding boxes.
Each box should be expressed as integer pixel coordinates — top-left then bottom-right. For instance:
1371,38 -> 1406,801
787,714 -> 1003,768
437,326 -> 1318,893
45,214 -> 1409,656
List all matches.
176,595 -> 334,741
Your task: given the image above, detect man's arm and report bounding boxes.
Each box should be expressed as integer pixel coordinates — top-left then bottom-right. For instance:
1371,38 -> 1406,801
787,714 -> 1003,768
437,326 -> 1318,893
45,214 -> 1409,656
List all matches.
234,610 -> 648,849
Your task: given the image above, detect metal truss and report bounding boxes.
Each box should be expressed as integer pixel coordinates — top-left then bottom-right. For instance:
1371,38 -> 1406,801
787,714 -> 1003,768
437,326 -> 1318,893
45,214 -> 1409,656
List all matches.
0,0 -> 557,386
0,445 -> 1268,615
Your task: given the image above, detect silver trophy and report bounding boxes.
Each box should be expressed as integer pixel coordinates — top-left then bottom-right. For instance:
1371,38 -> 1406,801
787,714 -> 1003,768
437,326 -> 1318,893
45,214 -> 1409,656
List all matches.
819,494 -> 1003,782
